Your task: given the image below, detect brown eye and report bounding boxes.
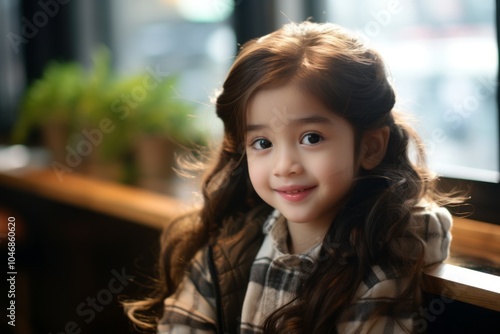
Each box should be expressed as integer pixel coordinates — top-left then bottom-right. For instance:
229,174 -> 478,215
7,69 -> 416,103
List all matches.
301,133 -> 322,145
251,138 -> 272,150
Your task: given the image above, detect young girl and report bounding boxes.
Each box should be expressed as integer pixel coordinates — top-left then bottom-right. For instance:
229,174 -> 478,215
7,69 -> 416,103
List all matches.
125,21 -> 461,333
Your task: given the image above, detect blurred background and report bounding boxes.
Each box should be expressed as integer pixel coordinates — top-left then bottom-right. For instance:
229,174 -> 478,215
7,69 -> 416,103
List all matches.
0,0 -> 498,333
0,0 -> 498,190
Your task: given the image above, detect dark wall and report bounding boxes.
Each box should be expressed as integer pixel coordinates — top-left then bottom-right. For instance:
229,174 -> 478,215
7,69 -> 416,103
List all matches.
0,185 -> 161,334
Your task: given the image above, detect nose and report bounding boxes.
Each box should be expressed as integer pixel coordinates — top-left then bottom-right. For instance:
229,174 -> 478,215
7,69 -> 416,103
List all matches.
273,147 -> 303,177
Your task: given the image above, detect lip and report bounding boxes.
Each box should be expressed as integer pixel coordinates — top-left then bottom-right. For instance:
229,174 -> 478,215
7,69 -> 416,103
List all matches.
274,185 -> 316,202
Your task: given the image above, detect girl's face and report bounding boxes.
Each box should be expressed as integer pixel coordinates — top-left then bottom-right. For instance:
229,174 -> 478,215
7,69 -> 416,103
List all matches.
245,83 -> 358,230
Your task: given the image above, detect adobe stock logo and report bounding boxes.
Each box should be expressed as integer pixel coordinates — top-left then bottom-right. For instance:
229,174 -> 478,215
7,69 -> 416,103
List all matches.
7,0 -> 71,54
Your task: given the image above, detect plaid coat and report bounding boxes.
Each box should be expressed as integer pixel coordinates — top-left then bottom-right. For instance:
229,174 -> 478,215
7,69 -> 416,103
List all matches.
158,205 -> 452,333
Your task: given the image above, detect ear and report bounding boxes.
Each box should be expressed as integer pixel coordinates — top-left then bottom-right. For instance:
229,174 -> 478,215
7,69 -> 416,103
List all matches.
359,126 -> 390,170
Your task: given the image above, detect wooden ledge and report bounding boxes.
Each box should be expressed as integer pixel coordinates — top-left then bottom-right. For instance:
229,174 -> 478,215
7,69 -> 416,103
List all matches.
0,168 -> 186,229
422,215 -> 500,312
423,263 -> 500,312
450,217 -> 500,265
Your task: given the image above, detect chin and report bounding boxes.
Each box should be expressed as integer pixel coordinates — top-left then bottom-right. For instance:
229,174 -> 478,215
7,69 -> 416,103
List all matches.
279,211 -> 316,224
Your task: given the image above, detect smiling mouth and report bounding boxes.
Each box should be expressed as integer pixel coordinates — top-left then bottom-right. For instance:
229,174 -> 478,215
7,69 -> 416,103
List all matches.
276,185 -> 315,192
276,185 -> 316,195
283,189 -> 309,194
275,186 -> 315,202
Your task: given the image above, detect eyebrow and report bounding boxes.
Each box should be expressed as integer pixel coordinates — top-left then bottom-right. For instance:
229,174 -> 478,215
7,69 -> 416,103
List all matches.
246,115 -> 333,132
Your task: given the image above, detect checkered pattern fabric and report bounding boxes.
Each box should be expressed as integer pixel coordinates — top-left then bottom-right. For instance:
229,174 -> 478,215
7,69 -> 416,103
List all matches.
158,205 -> 452,333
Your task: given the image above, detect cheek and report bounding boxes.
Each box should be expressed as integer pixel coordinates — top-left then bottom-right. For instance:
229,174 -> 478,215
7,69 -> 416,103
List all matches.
319,165 -> 355,205
316,147 -> 355,178
320,164 -> 354,187
328,157 -> 354,175
247,157 -> 265,188
336,139 -> 356,172
314,150 -> 356,192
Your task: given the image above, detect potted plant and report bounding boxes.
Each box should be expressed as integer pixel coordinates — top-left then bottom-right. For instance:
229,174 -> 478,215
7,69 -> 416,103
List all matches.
129,75 -> 206,193
11,48 -> 208,191
70,48 -> 132,181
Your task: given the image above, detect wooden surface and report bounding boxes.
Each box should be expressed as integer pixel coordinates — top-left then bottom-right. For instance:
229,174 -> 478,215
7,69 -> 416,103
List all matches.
450,217 -> 500,264
434,216 -> 500,312
0,168 -> 186,230
0,167 -> 499,312
423,263 -> 500,312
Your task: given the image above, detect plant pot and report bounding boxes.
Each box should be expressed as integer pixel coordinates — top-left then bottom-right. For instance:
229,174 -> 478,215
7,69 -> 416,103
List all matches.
134,135 -> 179,193
40,120 -> 70,163
79,157 -> 126,183
63,126 -> 128,183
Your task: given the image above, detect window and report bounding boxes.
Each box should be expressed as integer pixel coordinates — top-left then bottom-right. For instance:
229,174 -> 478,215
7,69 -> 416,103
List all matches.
110,0 -> 237,139
326,0 -> 498,183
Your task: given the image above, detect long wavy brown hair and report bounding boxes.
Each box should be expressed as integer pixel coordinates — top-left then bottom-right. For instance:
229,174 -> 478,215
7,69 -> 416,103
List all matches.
124,21 -> 463,333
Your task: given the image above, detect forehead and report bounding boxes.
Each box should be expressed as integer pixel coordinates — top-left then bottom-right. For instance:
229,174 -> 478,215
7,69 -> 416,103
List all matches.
246,83 -> 339,126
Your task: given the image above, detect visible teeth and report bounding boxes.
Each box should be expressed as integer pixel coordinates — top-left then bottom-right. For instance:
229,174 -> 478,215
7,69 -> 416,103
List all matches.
286,190 -> 302,194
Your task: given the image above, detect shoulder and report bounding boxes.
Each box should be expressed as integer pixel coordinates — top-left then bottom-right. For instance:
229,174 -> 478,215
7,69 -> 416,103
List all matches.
352,205 -> 453,296
388,204 -> 453,267
410,203 -> 453,265
411,203 -> 453,237
336,205 -> 453,333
